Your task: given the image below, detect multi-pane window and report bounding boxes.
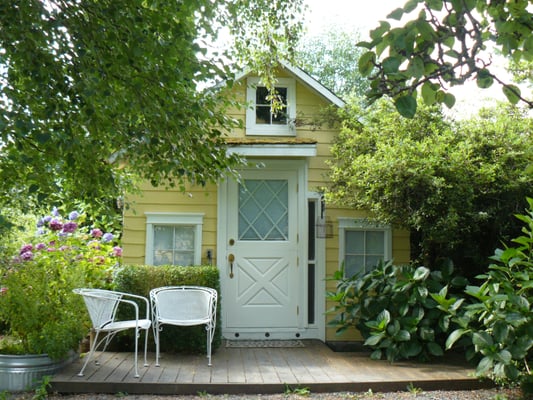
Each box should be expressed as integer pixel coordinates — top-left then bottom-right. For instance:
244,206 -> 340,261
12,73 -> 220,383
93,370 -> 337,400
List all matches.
246,77 -> 296,136
255,86 -> 288,125
145,213 -> 203,266
338,218 -> 392,278
153,225 -> 195,266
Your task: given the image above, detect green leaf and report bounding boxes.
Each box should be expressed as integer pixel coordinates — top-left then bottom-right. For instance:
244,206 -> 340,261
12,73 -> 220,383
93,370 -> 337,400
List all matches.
387,8 -> 404,20
443,93 -> 456,108
382,56 -> 402,74
427,0 -> 443,11
407,56 -> 425,78
472,332 -> 493,348
370,349 -> 383,360
358,51 -> 376,76
477,356 -> 493,375
476,69 -> 494,88
421,82 -> 437,104
370,21 -> 391,41
364,333 -> 385,346
394,95 -> 417,118
427,342 -> 444,356
404,0 -> 420,13
502,84 -> 521,104
413,266 -> 430,281
446,329 -> 467,350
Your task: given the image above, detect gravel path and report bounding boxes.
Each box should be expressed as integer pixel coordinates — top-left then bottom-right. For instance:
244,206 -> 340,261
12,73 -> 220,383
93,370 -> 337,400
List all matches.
7,387 -> 522,400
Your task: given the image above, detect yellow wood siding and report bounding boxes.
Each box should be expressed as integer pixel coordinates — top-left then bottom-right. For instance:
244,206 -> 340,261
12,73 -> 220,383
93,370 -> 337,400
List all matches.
122,182 -> 218,266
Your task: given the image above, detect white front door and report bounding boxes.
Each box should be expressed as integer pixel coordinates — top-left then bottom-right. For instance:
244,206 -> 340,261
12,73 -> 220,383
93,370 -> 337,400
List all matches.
219,161 -> 306,339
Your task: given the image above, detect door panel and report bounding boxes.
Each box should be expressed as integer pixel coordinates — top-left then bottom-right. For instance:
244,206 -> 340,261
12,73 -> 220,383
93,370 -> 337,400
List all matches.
224,168 -> 298,330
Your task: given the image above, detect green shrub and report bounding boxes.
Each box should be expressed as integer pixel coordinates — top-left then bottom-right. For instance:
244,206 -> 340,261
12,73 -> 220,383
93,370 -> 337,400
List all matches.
444,197 -> 533,390
327,260 -> 468,362
0,208 -> 119,359
113,264 -> 221,354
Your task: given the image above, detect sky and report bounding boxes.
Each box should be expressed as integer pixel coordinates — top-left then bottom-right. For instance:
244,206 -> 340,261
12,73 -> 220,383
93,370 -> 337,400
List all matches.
302,0 -> 511,117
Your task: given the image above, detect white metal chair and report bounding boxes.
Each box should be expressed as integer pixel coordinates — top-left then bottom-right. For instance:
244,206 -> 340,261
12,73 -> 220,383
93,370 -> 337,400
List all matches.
150,286 -> 217,366
73,288 -> 151,378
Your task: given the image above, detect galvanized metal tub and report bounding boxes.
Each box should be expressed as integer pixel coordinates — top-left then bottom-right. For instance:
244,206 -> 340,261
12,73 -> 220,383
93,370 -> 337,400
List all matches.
0,352 -> 77,392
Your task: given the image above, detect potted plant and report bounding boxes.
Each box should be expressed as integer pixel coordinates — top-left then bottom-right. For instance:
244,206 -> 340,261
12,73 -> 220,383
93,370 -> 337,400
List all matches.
0,208 -> 121,391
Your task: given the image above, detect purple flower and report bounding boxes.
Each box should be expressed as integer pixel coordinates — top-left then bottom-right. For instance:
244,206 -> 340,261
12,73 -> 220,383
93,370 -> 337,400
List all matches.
62,221 -> 78,233
102,233 -> 114,243
59,245 -> 70,251
37,218 -> 45,228
49,219 -> 63,231
36,227 -> 46,235
35,243 -> 46,250
90,228 -> 103,238
112,246 -> 123,257
43,215 -> 52,223
52,207 -> 60,217
19,244 -> 33,255
68,211 -> 80,220
20,251 -> 33,261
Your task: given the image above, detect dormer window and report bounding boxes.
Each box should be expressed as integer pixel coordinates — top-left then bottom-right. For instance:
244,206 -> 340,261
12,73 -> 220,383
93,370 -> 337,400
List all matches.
246,77 -> 296,136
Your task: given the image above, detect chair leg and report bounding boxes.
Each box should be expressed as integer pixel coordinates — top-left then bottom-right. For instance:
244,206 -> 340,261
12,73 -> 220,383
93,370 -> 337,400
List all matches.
206,324 -> 212,367
143,327 -> 149,367
154,324 -> 161,367
78,331 -> 101,377
133,326 -> 140,378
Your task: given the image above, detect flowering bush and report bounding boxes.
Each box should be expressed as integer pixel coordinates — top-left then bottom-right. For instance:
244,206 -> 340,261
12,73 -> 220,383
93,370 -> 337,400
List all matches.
0,208 -> 121,359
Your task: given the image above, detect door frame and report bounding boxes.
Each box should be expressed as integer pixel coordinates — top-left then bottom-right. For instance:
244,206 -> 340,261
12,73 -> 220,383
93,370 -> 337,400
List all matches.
218,159 -> 321,339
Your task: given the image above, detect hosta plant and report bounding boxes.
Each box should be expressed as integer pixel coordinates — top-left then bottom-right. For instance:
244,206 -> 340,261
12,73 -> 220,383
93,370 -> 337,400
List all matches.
0,208 -> 120,359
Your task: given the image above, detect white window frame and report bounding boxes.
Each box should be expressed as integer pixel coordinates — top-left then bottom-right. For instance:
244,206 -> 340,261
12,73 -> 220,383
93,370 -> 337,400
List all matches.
246,77 -> 296,136
145,212 -> 204,266
338,218 -> 392,277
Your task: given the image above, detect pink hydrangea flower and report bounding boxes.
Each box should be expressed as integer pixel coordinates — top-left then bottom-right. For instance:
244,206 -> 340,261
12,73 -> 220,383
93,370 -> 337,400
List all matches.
91,228 -> 103,238
112,246 -> 123,257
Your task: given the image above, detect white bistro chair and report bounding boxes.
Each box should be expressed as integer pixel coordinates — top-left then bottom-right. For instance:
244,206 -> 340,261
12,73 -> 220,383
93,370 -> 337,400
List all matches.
73,288 -> 151,378
150,286 -> 217,366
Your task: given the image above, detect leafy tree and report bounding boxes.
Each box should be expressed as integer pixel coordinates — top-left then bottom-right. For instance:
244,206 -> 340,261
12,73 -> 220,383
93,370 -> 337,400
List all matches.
0,0 -> 304,222
326,99 -> 533,276
296,26 -> 369,99
357,0 -> 533,117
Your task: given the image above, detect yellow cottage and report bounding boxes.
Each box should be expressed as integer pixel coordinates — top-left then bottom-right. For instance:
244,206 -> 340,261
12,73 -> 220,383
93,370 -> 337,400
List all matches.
122,62 -> 410,345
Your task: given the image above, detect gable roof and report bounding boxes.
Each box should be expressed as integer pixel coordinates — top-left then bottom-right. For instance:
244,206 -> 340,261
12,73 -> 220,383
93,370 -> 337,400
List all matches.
234,60 -> 345,108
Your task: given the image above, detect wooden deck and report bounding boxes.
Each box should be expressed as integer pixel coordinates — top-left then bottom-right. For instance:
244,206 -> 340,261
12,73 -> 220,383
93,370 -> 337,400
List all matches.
51,340 -> 491,395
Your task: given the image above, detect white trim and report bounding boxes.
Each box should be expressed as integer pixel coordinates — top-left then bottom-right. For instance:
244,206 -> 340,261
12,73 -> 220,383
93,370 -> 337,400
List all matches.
145,212 -> 204,266
280,61 -> 345,108
246,77 -> 296,136
307,192 -> 326,341
234,61 -> 345,108
226,143 -> 316,157
337,217 -> 392,275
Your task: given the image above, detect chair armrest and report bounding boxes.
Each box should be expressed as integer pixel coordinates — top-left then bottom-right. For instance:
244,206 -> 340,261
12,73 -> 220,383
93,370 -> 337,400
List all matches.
119,292 -> 151,320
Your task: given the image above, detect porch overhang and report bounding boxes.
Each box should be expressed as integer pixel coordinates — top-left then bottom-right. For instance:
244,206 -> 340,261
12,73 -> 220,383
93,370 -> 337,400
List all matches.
225,138 -> 317,157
